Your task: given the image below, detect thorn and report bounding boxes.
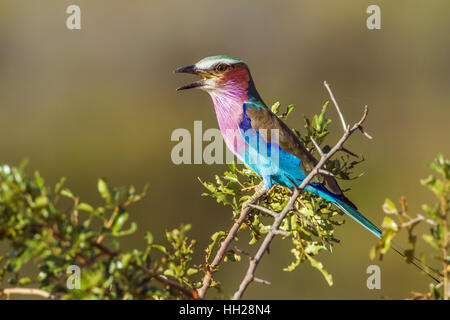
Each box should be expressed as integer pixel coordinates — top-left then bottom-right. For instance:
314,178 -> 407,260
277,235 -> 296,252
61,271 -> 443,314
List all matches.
241,185 -> 257,192
324,81 -> 348,131
234,246 -> 254,261
253,277 -> 271,285
272,229 -> 290,237
359,126 -> 373,140
318,169 -> 334,177
310,137 -> 324,157
285,176 -> 299,190
247,204 -> 279,217
340,147 -> 359,158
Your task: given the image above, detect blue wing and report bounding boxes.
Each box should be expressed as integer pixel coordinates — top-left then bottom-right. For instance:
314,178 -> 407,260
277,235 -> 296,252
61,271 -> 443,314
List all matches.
238,102 -> 307,189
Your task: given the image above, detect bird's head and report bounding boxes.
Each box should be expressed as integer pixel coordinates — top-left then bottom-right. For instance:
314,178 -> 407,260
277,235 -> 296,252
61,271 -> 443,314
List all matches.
174,55 -> 255,98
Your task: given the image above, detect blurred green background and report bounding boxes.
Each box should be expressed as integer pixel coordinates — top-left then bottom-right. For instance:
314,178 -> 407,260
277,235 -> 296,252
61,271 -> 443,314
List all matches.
0,0 -> 449,299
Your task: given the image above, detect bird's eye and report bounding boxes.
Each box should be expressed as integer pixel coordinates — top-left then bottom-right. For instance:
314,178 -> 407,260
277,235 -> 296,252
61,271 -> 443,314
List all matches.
216,63 -> 230,73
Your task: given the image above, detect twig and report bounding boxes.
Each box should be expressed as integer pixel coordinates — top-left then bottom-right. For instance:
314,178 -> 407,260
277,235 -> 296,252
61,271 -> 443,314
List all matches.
310,137 -> 324,157
90,241 -> 116,256
341,147 -> 359,158
73,197 -> 79,225
235,246 -> 254,260
253,277 -> 271,285
410,281 -> 443,300
400,215 -> 424,229
293,207 -> 314,226
241,185 -> 257,191
152,274 -> 198,300
96,205 -> 119,244
324,81 -> 348,131
0,288 -> 57,300
247,204 -> 279,217
318,169 -> 334,177
233,82 -> 372,300
272,229 -> 290,237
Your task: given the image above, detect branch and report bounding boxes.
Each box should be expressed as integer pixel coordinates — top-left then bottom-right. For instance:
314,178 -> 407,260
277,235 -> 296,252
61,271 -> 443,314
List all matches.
233,81 -> 372,300
152,274 -> 198,300
235,246 -> 254,261
197,189 -> 266,299
0,288 -> 57,300
400,215 -> 424,229
247,204 -> 279,217
323,81 -> 348,131
310,136 -> 324,157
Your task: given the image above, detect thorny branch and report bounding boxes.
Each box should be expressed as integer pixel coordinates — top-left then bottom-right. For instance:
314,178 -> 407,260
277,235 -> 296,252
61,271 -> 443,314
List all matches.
197,191 -> 266,299
233,81 -> 373,299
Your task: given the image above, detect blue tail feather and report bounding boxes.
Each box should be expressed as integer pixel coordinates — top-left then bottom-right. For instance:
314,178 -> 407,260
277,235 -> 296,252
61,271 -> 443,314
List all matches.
333,200 -> 382,239
306,184 -> 383,238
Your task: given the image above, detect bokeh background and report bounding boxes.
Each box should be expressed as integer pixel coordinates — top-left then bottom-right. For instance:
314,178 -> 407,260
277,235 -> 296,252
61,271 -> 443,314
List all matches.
0,0 -> 449,299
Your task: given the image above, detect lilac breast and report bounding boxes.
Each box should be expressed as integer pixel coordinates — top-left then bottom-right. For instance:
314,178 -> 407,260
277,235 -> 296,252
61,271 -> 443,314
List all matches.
210,92 -> 247,158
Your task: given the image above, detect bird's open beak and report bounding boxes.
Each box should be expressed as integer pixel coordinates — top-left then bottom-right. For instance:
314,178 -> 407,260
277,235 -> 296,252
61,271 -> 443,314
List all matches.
174,64 -> 214,91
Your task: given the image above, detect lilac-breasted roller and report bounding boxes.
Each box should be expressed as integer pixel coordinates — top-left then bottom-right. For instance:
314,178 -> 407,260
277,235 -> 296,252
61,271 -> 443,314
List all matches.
174,55 -> 439,281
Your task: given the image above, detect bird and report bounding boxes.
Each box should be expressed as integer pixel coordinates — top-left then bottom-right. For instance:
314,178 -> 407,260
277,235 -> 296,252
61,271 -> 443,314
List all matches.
174,55 -> 440,282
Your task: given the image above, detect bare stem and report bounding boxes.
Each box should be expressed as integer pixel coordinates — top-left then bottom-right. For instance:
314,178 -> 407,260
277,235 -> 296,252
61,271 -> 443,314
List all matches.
324,81 -> 347,131
96,205 -> 119,244
0,288 -> 57,300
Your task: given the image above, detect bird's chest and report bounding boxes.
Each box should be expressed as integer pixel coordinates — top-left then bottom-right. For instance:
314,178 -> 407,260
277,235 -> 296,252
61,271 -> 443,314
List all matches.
212,99 -> 247,156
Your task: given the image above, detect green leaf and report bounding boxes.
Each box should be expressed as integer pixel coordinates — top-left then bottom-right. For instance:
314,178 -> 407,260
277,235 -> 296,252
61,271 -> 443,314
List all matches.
60,188 -> 74,199
305,242 -> 327,255
381,216 -> 398,231
115,222 -> 137,236
77,203 -> 94,212
306,254 -> 333,286
382,198 -> 397,215
284,104 -> 295,118
18,277 -> 32,286
224,250 -> 241,262
163,269 -> 175,278
422,234 -> 440,250
187,268 -> 198,276
112,212 -> 129,233
151,245 -> 167,254
270,102 -> 281,114
34,196 -> 48,208
145,232 -> 154,245
98,178 -> 112,203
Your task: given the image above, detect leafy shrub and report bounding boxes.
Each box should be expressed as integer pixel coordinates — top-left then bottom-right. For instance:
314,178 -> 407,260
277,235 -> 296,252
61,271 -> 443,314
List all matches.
371,154 -> 449,299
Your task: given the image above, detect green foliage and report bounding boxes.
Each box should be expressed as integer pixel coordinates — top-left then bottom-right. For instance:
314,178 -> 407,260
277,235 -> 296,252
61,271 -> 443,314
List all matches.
371,154 -> 449,299
0,163 -> 200,299
199,102 -> 365,287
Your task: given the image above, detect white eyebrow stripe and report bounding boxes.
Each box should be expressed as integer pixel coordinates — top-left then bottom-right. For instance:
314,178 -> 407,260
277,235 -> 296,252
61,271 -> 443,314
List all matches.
196,58 -> 238,70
